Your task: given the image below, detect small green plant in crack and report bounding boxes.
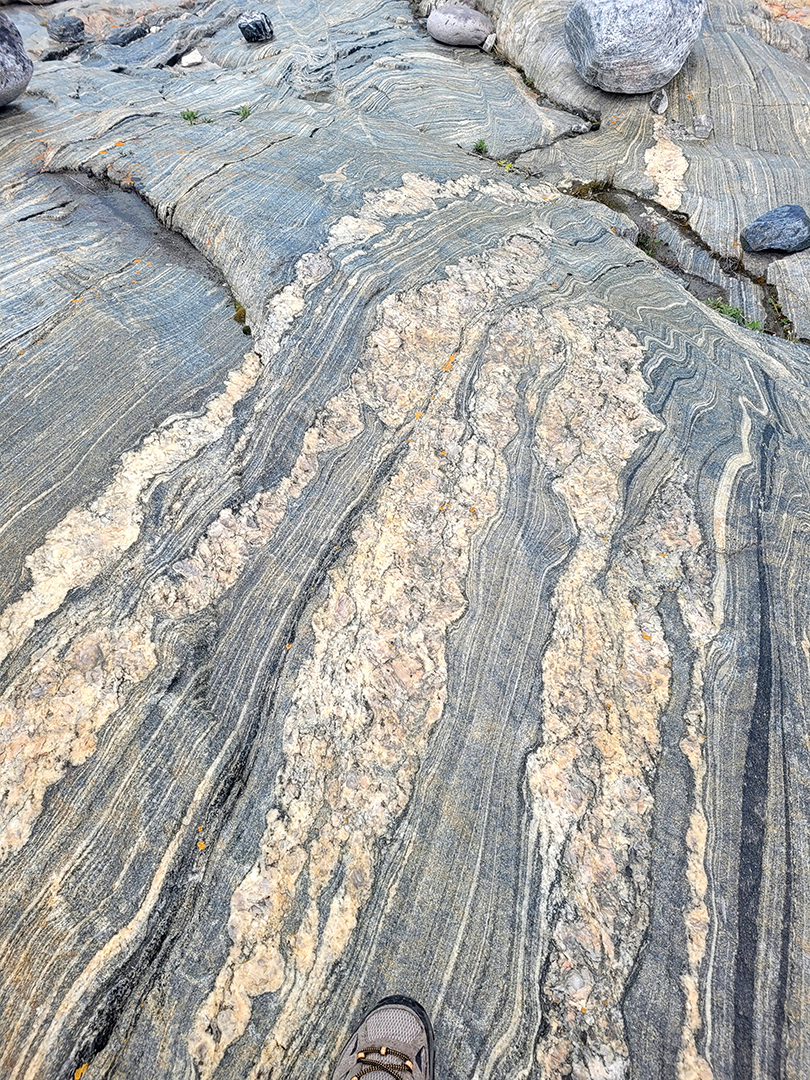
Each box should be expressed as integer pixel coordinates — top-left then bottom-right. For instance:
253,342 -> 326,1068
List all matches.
180,109 -> 214,125
237,105 -> 251,122
705,297 -> 763,331
497,159 -> 514,172
767,294 -> 796,340
638,232 -> 661,257
472,138 -> 489,156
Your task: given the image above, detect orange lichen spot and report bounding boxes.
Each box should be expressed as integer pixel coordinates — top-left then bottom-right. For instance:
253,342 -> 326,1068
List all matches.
439,450 -> 446,455
71,297 -> 83,303
75,1065 -> 88,1080
114,141 -> 125,146
198,825 -> 203,831
98,149 -> 107,154
197,840 -> 206,850
470,506 -> 476,514
134,259 -> 141,263
285,643 -> 292,649
641,632 -> 652,641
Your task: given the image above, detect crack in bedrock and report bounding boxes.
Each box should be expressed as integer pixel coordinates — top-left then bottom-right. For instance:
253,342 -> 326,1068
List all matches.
564,182 -> 798,339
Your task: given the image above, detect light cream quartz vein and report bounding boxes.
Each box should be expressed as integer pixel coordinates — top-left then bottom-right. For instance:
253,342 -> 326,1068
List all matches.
188,241 -> 560,1080
521,307 -> 715,1080
644,115 -> 689,212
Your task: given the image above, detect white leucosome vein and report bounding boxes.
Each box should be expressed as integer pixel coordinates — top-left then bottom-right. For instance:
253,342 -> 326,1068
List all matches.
1,0 -> 810,1078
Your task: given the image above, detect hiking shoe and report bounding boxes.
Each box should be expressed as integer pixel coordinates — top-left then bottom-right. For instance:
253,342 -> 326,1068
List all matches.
330,995 -> 434,1080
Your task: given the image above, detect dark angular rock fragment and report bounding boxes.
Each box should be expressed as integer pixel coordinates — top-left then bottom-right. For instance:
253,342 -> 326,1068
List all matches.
0,13 -> 32,107
238,12 -> 275,43
741,205 -> 810,253
107,24 -> 148,47
564,0 -> 706,94
47,16 -> 86,43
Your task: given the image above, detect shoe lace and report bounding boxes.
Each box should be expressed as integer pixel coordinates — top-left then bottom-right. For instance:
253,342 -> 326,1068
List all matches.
350,1045 -> 414,1080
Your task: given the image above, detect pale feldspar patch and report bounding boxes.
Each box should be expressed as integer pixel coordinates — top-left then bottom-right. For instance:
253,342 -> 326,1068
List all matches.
644,115 -> 689,211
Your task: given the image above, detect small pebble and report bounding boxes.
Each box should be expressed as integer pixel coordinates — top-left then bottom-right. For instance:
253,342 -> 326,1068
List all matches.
180,48 -> 203,66
741,205 -> 810,253
650,89 -> 668,114
238,11 -> 274,43
46,16 -> 85,43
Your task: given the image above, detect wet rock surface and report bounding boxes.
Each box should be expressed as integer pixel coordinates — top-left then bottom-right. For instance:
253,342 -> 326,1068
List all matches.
1,0 -> 810,1079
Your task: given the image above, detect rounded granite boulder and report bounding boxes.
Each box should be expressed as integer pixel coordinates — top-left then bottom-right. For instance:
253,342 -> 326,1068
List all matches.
0,14 -> 33,108
741,205 -> 810,253
564,0 -> 706,94
427,5 -> 494,47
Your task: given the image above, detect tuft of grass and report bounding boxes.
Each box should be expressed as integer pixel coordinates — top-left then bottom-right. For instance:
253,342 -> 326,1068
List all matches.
472,138 -> 489,156
237,105 -> 251,121
180,108 -> 214,125
705,297 -> 763,331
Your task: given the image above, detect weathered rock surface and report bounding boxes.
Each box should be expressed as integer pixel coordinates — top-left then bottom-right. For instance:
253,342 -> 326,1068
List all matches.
741,202 -> 810,251
1,1 -> 810,1080
427,4 -> 493,46
564,0 -> 707,93
0,12 -> 32,105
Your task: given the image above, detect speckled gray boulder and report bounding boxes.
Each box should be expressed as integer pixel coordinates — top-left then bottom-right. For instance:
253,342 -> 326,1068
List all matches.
741,205 -> 810,253
427,5 -> 494,47
0,14 -> 32,107
564,0 -> 706,94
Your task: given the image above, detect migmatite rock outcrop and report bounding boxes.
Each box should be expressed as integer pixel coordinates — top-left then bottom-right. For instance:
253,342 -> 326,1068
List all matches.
1,1 -> 810,1079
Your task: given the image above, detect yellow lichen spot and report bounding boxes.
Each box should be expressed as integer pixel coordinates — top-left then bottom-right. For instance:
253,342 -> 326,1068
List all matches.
197,840 -> 206,850
75,1065 -> 88,1080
